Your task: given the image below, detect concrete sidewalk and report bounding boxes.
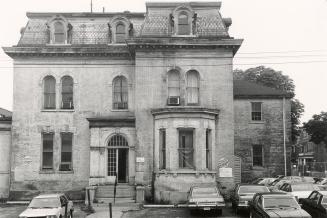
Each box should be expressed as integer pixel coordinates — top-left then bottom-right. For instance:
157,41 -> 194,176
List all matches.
86,203 -> 141,218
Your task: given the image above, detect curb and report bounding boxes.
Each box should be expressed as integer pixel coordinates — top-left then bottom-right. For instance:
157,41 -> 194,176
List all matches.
143,204 -> 189,208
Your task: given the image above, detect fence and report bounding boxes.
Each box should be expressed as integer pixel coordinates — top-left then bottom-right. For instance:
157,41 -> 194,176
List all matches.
296,162 -> 327,177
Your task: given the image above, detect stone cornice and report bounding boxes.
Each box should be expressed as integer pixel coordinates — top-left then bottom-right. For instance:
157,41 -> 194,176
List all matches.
151,107 -> 219,116
2,46 -> 131,58
26,12 -> 145,19
234,94 -> 292,99
87,116 -> 135,128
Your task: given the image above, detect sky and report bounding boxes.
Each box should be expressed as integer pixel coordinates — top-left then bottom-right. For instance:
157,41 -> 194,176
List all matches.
0,0 -> 326,123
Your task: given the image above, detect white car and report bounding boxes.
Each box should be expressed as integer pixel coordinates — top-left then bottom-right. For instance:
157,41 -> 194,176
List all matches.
278,183 -> 321,201
19,193 -> 74,218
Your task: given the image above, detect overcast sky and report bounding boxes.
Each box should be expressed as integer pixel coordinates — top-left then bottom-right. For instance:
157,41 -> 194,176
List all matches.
0,0 -> 326,122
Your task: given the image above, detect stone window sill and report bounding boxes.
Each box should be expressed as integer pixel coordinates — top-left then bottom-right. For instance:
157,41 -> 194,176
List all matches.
39,170 -> 55,174
39,170 -> 74,174
249,121 -> 264,124
111,109 -> 129,112
41,109 -> 75,113
58,170 -> 74,174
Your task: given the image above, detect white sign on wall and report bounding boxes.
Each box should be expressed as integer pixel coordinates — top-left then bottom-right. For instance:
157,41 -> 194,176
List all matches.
136,157 -> 145,163
219,167 -> 233,177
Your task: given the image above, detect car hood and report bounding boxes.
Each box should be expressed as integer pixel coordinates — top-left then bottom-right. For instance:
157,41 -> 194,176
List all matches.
239,194 -> 255,200
266,208 -> 310,218
291,191 -> 313,199
190,196 -> 223,203
19,207 -> 59,217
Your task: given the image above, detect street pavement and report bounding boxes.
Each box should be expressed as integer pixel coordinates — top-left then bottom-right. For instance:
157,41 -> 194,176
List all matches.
122,207 -> 249,218
0,203 -> 89,218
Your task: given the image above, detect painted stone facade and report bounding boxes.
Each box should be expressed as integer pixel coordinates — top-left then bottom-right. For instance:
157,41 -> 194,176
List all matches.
3,1 -> 291,202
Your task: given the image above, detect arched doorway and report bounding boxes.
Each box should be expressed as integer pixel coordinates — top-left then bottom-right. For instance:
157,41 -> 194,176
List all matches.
107,134 -> 129,183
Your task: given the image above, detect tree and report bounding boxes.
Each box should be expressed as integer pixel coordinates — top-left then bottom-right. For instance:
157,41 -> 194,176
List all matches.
303,112 -> 327,146
234,66 -> 304,142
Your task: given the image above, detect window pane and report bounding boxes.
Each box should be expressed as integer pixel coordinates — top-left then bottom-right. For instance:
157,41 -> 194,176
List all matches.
178,13 -> 190,35
168,71 -> 180,97
159,129 -> 166,170
206,129 -> 211,169
61,133 -> 72,170
187,71 -> 199,104
253,145 -> 263,166
54,22 -> 65,44
44,76 -> 56,109
61,76 -> 74,109
179,130 -> 194,168
42,133 -> 53,169
113,76 -> 128,109
251,102 -> 262,121
116,24 -> 126,43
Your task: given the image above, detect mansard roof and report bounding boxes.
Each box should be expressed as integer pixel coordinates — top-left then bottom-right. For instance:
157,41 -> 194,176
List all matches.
234,80 -> 292,99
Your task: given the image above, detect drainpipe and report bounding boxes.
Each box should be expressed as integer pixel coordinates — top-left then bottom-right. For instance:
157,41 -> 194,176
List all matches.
283,97 -> 287,176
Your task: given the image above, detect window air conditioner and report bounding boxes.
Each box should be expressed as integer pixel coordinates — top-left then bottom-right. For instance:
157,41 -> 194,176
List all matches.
167,96 -> 180,105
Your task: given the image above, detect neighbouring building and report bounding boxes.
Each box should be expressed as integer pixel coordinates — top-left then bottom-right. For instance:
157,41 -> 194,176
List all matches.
3,1 -> 291,203
0,108 -> 12,199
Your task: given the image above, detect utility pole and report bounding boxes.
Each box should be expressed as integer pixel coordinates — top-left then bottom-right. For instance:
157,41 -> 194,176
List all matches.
91,0 -> 93,13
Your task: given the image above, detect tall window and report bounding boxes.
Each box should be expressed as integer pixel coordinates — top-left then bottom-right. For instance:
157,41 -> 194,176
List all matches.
186,70 -> 199,104
61,76 -> 74,109
60,133 -> 73,171
178,12 -> 190,35
113,76 -> 128,110
251,102 -> 262,121
42,132 -> 54,170
43,76 -> 56,109
205,129 -> 212,170
54,21 -> 65,44
116,23 -> 126,43
168,70 -> 180,97
159,129 -> 166,170
252,144 -> 263,167
178,129 -> 194,168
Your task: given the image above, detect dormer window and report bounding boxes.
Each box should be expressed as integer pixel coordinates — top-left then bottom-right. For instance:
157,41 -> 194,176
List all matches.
178,12 -> 190,35
115,23 -> 126,43
54,21 -> 65,44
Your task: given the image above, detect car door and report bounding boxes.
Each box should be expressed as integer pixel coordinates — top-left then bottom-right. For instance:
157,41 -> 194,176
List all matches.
250,195 -> 261,218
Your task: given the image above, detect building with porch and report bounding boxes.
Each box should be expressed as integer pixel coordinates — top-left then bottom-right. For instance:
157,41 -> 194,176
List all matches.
3,1 -> 291,203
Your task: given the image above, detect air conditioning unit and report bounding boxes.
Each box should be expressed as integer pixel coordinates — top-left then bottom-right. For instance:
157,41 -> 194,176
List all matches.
167,96 -> 180,105
59,163 -> 72,171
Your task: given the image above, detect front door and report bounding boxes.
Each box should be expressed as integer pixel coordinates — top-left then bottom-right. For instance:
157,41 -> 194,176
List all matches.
107,135 -> 129,183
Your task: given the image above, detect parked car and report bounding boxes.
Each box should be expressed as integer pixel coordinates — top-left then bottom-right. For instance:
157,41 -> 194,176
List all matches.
301,190 -> 327,218
251,178 -> 276,186
278,182 -> 321,201
249,192 -> 311,218
187,185 -> 225,215
231,184 -> 270,213
316,178 -> 327,185
19,193 -> 74,218
268,176 -> 305,191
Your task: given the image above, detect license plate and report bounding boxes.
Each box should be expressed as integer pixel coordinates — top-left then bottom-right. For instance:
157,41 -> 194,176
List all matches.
203,207 -> 210,211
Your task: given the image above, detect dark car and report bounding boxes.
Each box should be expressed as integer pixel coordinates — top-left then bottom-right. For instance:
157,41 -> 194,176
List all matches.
231,184 -> 270,213
301,190 -> 327,218
249,192 -> 311,218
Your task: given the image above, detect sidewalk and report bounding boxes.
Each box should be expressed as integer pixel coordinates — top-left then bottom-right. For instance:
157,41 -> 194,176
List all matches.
86,203 -> 141,218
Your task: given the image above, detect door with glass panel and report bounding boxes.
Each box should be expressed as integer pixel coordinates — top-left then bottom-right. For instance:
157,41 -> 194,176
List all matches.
107,135 -> 129,183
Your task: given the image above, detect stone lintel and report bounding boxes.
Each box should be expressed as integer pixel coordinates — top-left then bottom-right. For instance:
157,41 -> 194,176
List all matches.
87,117 -> 135,128
151,107 -> 219,117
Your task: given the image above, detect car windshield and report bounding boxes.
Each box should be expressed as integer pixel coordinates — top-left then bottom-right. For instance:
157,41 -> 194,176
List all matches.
238,186 -> 269,194
28,197 -> 60,208
269,179 -> 280,186
292,184 -> 319,191
192,187 -> 218,196
264,197 -> 299,209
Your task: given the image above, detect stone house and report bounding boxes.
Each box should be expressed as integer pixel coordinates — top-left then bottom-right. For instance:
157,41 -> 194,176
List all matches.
3,1 -> 291,203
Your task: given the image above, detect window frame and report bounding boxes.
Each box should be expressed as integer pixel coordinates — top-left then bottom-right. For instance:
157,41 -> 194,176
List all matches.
60,76 -> 74,110
43,76 -> 56,110
205,129 -> 212,170
159,129 -> 166,170
251,102 -> 263,121
252,144 -> 264,167
115,22 -> 127,43
112,76 -> 128,110
59,132 -> 73,171
178,128 -> 194,169
41,132 -> 54,170
186,70 -> 200,105
167,70 -> 181,99
177,11 -> 191,35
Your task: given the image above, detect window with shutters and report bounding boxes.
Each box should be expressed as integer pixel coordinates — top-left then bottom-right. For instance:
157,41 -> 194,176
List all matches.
42,132 -> 54,170
159,129 -> 166,170
251,102 -> 262,121
113,76 -> 128,110
61,76 -> 74,109
178,12 -> 191,35
115,23 -> 126,43
186,70 -> 199,105
60,133 -> 73,171
178,129 -> 194,168
168,70 -> 180,98
43,76 -> 56,109
252,144 -> 263,167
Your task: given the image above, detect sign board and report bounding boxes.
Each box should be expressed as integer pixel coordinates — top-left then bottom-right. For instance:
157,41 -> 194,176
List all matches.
219,167 -> 233,178
136,157 -> 145,163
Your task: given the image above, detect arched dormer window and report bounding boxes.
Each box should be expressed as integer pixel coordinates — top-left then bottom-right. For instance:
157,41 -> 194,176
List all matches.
168,70 -> 180,98
115,23 -> 126,43
61,76 -> 74,109
54,21 -> 65,44
113,76 -> 128,110
178,12 -> 190,35
186,70 -> 199,104
43,76 -> 56,109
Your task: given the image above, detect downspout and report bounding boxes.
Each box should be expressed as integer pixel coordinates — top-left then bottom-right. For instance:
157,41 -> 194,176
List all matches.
283,97 -> 287,176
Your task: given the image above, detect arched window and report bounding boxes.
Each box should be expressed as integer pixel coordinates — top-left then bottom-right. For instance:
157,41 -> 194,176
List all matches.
61,76 -> 74,109
113,76 -> 128,110
54,21 -> 65,44
43,76 -> 56,109
108,134 -> 129,147
178,12 -> 190,35
115,23 -> 126,43
186,70 -> 199,104
168,70 -> 180,98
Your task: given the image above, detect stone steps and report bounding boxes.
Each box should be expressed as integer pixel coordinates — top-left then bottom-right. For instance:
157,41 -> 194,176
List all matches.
95,184 -> 135,200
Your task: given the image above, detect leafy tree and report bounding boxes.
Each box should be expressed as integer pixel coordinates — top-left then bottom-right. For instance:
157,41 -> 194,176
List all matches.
234,66 -> 304,142
303,112 -> 327,146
